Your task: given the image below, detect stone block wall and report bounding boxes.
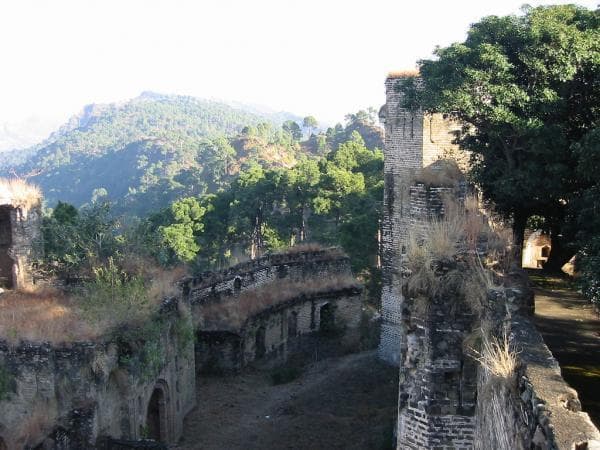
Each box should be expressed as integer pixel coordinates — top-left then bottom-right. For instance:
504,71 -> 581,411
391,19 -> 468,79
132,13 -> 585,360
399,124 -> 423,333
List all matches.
240,288 -> 363,366
395,255 -> 478,449
195,287 -> 363,373
0,203 -> 42,290
0,298 -> 195,449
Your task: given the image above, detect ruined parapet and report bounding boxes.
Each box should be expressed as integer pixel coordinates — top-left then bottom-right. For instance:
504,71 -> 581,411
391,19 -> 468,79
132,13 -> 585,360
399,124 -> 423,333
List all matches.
190,248 -> 363,372
378,73 -> 463,365
196,286 -> 363,373
475,280 -> 600,450
395,200 -> 476,450
184,248 -> 351,306
0,179 -> 42,290
0,295 -> 196,449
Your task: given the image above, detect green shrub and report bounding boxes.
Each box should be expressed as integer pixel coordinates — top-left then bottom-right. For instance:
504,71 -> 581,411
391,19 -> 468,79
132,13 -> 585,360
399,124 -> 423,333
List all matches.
79,257 -> 150,329
174,315 -> 195,351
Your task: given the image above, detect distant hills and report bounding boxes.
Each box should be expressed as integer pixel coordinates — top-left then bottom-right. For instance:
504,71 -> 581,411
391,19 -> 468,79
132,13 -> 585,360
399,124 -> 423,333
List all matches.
2,93 -> 306,215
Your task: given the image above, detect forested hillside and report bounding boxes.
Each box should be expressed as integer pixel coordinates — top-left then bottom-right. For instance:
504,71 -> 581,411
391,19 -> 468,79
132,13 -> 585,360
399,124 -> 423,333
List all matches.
2,93 -> 304,215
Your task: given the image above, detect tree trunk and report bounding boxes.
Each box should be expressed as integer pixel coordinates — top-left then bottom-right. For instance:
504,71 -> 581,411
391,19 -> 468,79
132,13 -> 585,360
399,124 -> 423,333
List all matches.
512,210 -> 527,263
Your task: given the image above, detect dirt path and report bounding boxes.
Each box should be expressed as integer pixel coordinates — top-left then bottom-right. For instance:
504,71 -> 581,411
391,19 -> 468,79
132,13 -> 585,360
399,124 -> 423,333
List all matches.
173,351 -> 398,450
533,280 -> 600,427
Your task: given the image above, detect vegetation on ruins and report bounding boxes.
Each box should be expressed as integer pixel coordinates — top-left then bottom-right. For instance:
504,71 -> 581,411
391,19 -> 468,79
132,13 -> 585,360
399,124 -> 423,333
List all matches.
199,274 -> 360,331
404,194 -> 516,320
473,330 -> 518,381
411,4 -> 599,303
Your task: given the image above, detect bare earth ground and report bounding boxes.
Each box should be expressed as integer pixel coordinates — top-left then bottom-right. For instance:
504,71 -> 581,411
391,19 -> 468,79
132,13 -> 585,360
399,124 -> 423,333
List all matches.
173,351 -> 398,450
532,276 -> 600,427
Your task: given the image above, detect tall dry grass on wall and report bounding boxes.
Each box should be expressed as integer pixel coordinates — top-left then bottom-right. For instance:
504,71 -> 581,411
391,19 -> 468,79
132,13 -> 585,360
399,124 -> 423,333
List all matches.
0,265 -> 186,345
474,330 -> 522,450
0,178 -> 41,209
404,192 -> 518,314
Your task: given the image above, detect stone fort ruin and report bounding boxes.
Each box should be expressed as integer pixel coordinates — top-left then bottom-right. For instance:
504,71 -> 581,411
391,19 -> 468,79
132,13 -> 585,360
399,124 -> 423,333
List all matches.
0,209 -> 362,450
379,72 -> 600,449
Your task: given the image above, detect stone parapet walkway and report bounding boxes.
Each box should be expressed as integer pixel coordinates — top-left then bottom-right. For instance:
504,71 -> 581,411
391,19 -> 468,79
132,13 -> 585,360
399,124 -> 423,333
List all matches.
533,275 -> 600,427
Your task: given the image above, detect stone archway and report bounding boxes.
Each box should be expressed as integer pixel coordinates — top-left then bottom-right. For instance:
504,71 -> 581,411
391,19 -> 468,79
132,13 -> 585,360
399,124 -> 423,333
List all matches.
146,381 -> 170,443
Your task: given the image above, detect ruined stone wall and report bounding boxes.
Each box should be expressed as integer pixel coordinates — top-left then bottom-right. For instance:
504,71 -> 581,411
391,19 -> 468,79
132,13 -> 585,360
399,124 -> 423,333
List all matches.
395,190 -> 476,450
240,288 -> 362,366
378,75 -> 462,366
185,249 -> 351,306
0,203 -> 42,289
195,287 -> 363,373
0,298 -> 195,449
475,286 -> 600,450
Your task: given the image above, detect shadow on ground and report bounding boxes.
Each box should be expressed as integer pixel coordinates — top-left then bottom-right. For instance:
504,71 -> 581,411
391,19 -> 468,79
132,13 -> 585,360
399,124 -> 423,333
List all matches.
175,351 -> 398,450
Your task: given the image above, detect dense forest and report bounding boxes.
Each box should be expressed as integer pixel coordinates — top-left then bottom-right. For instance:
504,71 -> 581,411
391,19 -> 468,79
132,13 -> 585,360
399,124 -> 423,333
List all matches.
2,93 -> 307,215
36,101 -> 384,295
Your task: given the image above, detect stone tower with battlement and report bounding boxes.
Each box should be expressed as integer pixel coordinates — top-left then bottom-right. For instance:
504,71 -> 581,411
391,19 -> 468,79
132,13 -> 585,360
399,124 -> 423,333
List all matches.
377,73 -> 462,365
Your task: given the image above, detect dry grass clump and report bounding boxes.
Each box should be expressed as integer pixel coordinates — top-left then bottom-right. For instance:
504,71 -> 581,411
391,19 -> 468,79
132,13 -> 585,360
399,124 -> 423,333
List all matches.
404,194 -> 513,303
0,287 -> 100,344
200,275 -> 360,330
275,243 -> 346,258
104,254 -> 187,302
388,69 -> 420,78
0,178 -> 41,208
472,329 -> 518,380
0,264 -> 187,345
414,160 -> 464,187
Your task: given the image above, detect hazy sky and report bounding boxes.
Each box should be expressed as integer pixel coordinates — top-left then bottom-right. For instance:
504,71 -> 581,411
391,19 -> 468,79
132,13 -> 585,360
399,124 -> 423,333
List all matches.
1,0 -> 598,129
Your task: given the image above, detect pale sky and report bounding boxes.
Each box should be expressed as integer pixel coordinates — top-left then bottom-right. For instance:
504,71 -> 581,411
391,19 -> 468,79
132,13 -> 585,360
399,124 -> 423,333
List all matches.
0,0 -> 598,131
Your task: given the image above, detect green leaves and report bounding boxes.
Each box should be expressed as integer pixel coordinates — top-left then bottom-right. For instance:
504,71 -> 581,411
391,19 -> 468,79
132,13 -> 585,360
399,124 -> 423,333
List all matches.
418,4 -> 599,255
159,197 -> 206,262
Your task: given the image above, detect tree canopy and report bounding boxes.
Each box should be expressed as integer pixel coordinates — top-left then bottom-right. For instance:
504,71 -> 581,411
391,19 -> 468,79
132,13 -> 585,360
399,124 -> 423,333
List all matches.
416,5 -> 599,269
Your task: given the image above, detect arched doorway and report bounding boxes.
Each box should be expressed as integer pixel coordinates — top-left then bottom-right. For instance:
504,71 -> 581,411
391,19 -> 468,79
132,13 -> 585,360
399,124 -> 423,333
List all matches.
320,303 -> 335,334
146,382 -> 169,442
255,326 -> 266,359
